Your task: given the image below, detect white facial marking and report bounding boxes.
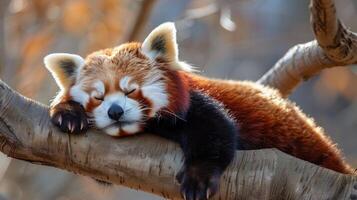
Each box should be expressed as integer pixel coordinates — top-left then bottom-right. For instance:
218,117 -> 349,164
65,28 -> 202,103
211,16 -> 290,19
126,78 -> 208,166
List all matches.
104,126 -> 120,136
91,80 -> 105,98
122,123 -> 140,134
141,72 -> 168,117
92,92 -> 143,135
70,84 -> 89,107
93,80 -> 105,94
119,76 -> 131,91
119,76 -> 138,92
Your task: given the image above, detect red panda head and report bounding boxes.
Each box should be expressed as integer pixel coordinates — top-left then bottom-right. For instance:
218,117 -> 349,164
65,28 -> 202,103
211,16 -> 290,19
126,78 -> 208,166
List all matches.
44,22 -> 192,136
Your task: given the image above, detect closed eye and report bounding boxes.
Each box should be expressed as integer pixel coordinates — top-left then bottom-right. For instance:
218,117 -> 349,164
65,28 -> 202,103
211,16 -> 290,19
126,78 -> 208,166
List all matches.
124,88 -> 136,96
94,96 -> 104,101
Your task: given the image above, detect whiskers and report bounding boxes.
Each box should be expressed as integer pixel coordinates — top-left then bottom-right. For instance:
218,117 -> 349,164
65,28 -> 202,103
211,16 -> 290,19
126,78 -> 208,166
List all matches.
161,109 -> 186,122
129,104 -> 151,116
87,100 -> 188,131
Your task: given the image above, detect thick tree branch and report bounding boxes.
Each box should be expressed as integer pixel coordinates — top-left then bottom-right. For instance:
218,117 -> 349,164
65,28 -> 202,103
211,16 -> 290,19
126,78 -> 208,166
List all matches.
0,0 -> 356,199
0,81 -> 356,199
258,0 -> 357,96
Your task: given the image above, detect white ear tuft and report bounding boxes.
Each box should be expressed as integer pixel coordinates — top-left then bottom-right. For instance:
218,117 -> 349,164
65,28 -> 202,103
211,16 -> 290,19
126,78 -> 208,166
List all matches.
44,53 -> 85,90
141,22 -> 192,71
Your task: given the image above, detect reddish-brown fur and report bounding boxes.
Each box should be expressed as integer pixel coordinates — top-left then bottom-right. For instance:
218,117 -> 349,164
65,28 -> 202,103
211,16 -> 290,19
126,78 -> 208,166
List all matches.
162,69 -> 190,115
180,72 -> 353,174
51,42 -> 354,174
81,43 -> 191,117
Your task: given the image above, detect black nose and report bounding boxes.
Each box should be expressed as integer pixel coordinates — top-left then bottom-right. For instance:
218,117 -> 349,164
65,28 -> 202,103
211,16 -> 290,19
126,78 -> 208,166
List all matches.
108,104 -> 124,121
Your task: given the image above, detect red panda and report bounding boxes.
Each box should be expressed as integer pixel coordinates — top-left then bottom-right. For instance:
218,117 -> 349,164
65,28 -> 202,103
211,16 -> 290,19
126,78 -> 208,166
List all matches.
44,22 -> 354,200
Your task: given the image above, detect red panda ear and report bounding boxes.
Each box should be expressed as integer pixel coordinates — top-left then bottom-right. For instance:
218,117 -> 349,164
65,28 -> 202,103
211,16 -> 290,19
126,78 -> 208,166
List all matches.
141,22 -> 193,71
44,53 -> 85,90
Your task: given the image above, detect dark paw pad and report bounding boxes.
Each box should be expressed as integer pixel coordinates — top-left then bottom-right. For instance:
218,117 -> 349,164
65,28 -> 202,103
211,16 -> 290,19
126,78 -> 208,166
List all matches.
50,101 -> 88,134
176,165 -> 221,200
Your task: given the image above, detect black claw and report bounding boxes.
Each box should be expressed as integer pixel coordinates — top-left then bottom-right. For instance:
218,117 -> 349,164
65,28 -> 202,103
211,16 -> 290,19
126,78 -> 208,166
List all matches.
177,164 -> 222,200
182,185 -> 195,200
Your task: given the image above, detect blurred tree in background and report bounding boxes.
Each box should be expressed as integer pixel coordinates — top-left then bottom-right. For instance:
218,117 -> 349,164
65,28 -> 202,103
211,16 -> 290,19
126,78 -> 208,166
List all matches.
0,0 -> 356,199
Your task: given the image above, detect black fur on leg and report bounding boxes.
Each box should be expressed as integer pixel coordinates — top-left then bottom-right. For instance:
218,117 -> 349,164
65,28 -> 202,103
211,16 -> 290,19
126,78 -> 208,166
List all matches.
146,90 -> 238,200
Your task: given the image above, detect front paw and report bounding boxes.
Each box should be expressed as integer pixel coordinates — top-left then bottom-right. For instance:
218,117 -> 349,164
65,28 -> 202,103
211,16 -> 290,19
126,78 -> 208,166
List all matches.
176,164 -> 221,200
50,101 -> 88,134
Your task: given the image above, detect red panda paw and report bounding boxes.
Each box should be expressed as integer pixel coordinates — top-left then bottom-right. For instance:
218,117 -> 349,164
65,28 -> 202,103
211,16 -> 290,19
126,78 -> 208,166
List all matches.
176,164 -> 221,200
50,101 -> 88,134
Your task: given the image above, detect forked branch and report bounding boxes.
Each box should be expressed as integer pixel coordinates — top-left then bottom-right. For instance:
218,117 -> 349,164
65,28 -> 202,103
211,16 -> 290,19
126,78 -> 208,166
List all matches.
258,0 -> 357,96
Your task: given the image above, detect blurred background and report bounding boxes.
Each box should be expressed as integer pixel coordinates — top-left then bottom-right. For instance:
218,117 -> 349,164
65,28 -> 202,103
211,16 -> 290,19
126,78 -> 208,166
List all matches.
0,0 -> 356,199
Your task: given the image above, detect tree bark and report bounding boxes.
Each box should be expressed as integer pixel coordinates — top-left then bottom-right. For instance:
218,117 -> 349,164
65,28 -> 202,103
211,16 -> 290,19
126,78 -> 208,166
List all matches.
258,0 -> 357,97
0,0 -> 356,199
0,79 -> 356,199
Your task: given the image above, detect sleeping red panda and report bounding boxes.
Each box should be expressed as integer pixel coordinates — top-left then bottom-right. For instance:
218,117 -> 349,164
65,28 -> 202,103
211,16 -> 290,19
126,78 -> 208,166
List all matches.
44,22 -> 354,200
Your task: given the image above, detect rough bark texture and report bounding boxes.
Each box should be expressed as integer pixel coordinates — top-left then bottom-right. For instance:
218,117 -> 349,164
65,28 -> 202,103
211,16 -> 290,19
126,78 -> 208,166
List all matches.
0,0 -> 356,199
0,79 -> 356,199
258,0 -> 357,96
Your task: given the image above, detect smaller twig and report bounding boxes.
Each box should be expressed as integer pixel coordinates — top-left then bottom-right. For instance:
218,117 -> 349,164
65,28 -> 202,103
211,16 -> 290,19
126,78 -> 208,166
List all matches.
0,0 -> 11,73
258,0 -> 357,96
127,0 -> 157,41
